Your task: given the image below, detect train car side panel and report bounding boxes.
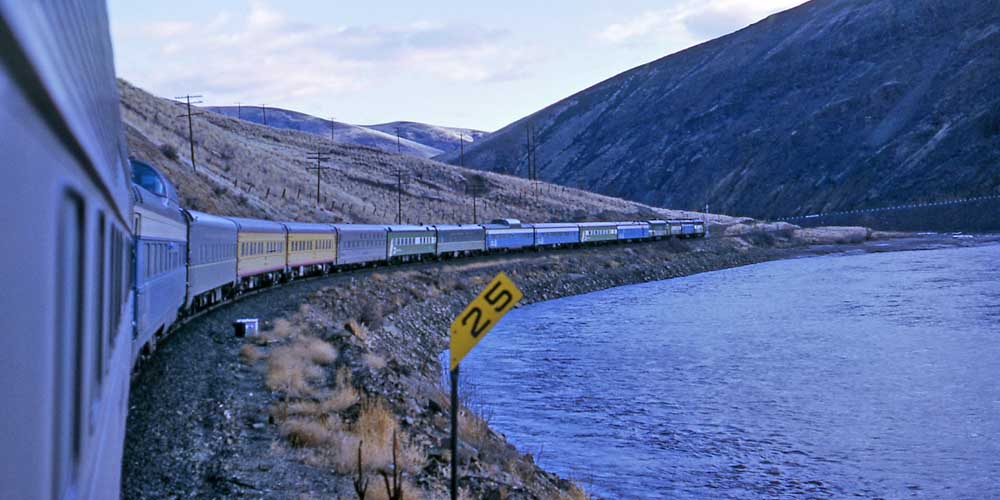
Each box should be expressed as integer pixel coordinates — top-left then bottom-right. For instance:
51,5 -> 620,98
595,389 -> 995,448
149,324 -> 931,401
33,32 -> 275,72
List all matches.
334,224 -> 388,265
185,210 -> 237,309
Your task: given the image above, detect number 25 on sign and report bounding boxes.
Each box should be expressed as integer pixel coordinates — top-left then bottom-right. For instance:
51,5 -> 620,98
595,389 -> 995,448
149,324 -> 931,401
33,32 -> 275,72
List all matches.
449,272 -> 523,370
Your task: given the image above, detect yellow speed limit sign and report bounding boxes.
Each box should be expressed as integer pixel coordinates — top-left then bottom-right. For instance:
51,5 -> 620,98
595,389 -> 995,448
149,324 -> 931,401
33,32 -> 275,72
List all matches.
449,272 -> 523,370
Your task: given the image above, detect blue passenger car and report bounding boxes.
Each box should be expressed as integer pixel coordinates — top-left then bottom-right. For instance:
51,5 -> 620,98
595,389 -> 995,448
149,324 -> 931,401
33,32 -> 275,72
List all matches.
482,219 -> 534,250
131,161 -> 187,363
617,222 -> 651,241
528,223 -> 579,247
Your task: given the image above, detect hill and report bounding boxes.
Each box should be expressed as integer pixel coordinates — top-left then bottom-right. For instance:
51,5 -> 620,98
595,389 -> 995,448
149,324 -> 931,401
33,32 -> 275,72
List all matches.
120,80 -> 702,225
438,0 -> 1000,230
206,106 -> 486,158
367,121 -> 488,155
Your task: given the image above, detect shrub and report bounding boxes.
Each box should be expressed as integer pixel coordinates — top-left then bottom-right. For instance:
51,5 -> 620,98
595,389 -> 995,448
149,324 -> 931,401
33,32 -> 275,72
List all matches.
159,143 -> 179,160
240,344 -> 262,364
280,418 -> 333,448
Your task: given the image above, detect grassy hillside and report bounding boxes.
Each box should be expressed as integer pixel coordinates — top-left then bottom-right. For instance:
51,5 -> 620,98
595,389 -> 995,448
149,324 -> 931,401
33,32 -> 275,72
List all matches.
120,80 -> 709,225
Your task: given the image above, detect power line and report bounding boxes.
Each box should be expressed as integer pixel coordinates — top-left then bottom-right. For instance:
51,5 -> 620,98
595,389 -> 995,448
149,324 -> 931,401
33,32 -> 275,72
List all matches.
175,94 -> 204,171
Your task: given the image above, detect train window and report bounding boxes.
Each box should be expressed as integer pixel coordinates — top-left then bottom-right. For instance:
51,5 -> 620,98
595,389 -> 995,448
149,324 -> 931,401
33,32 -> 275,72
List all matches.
54,192 -> 85,498
94,213 -> 106,391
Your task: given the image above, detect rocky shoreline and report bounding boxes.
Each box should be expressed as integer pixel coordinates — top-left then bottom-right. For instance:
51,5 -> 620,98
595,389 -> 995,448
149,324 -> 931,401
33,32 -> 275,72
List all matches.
122,230 -> 998,499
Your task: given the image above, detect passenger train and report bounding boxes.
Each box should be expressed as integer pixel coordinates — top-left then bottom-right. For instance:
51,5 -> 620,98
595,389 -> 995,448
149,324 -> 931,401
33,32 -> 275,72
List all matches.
0,2 -> 704,499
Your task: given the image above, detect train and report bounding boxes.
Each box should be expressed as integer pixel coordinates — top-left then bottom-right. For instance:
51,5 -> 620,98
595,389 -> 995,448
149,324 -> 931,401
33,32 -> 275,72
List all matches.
131,157 -> 705,366
0,2 -> 704,500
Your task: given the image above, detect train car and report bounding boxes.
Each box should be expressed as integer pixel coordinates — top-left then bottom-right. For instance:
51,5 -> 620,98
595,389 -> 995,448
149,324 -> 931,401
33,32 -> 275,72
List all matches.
283,222 -> 338,278
229,217 -> 287,288
434,224 -> 486,257
483,219 -> 534,250
387,224 -> 437,261
131,161 -> 188,364
648,220 -> 669,239
578,222 -> 618,243
667,219 -> 686,237
184,210 -> 238,310
693,220 -> 707,237
617,222 -> 651,241
0,1 -> 136,498
527,222 -> 580,247
669,219 -> 703,238
334,224 -> 389,266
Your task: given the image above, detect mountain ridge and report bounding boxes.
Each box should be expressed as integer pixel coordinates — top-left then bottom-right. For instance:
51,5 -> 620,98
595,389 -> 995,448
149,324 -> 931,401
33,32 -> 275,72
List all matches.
207,106 -> 487,159
439,0 -> 1000,230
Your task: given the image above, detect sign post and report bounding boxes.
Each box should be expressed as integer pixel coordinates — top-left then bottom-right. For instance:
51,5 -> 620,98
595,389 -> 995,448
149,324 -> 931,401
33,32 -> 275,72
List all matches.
448,272 -> 523,500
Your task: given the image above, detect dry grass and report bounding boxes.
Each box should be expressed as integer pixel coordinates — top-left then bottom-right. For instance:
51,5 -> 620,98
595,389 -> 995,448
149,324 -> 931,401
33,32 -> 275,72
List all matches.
280,418 -> 336,448
240,344 -> 263,364
321,367 -> 359,413
367,480 -> 424,500
345,319 -> 369,342
560,484 -> 592,500
330,398 -> 424,474
363,352 -> 387,370
266,337 -> 336,399
459,410 -> 492,450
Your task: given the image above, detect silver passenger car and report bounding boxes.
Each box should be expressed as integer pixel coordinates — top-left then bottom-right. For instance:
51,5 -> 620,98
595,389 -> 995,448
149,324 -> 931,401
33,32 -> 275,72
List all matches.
433,224 -> 486,256
335,224 -> 389,266
184,210 -> 238,309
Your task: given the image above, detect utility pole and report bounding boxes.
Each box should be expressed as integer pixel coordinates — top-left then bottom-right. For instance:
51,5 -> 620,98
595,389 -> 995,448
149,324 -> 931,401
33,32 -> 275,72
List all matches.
532,126 -> 539,195
459,133 -> 465,168
305,150 -> 332,207
393,126 -> 407,224
524,123 -> 532,181
394,169 -> 410,224
236,102 -> 242,120
261,104 -> 268,126
175,94 -> 203,171
329,117 -> 335,142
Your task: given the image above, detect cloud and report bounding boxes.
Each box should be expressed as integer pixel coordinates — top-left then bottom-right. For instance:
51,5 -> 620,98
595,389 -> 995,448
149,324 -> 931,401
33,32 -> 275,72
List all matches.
113,1 -> 539,111
597,0 -> 807,45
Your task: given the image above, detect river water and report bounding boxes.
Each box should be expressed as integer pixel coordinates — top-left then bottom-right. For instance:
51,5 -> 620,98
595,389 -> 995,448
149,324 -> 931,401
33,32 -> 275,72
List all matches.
459,244 -> 1000,499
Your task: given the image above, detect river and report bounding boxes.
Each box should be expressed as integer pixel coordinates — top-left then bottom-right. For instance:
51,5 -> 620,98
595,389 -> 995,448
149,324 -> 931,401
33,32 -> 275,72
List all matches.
459,244 -> 1000,499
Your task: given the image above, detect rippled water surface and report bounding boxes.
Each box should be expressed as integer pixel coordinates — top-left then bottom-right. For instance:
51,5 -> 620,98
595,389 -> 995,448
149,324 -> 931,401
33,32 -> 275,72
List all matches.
459,244 -> 1000,499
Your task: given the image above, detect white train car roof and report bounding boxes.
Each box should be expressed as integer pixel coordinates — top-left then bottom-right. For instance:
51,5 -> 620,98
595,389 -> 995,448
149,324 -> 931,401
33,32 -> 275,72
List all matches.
386,224 -> 435,232
184,209 -> 237,229
226,216 -> 286,234
332,224 -> 390,234
281,221 -> 336,234
527,222 -> 580,228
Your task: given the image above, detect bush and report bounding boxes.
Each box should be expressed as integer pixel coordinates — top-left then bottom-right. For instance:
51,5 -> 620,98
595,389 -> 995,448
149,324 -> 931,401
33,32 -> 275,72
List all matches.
159,143 -> 179,160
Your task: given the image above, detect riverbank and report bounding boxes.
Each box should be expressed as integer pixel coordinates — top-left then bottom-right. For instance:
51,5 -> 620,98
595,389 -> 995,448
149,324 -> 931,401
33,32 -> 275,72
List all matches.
122,229 -> 999,499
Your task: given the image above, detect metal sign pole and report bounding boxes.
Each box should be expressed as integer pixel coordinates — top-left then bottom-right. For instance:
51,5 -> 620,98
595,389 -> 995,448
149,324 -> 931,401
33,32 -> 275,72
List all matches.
450,365 -> 459,500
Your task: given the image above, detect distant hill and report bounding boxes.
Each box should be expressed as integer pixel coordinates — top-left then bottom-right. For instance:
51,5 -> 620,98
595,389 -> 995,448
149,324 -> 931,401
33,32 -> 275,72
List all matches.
439,0 -> 1000,230
207,106 -> 486,159
121,81 -> 692,225
367,122 -> 488,155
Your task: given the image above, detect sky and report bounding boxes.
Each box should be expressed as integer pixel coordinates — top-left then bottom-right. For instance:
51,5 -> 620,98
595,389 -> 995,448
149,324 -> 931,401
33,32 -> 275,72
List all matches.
108,0 -> 807,132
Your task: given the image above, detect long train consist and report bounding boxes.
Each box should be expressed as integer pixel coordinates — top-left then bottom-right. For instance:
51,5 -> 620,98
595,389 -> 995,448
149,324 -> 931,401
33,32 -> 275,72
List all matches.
0,2 -> 703,500
131,156 -> 705,365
